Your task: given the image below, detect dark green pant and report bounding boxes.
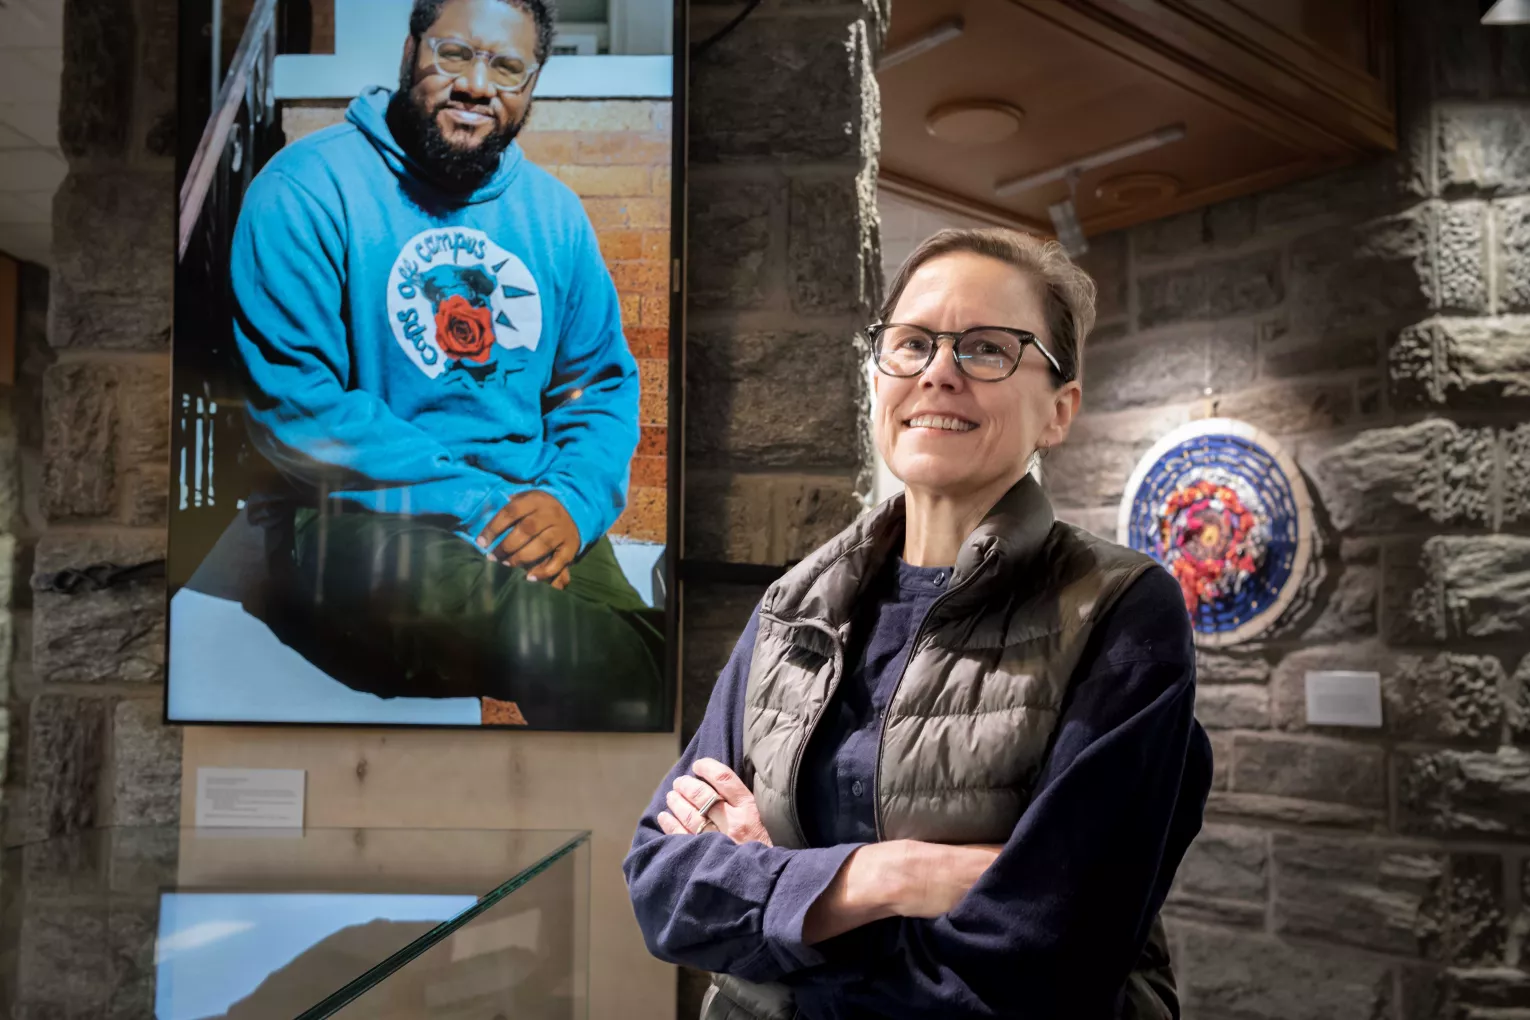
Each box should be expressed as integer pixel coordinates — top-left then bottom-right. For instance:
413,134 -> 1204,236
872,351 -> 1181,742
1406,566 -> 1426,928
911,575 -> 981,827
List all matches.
276,508 -> 665,730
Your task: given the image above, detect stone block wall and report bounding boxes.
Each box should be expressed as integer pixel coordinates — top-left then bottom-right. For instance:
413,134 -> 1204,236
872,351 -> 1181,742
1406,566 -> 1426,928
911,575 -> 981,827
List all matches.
1,262 -> 53,845
682,0 -> 884,570
680,0 -> 885,694
1044,2 -> 1530,1014
878,191 -> 987,290
5,0 -> 181,848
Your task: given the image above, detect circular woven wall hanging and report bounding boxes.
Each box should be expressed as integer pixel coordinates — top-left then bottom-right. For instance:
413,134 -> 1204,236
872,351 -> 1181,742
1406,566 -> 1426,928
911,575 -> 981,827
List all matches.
1117,418 -> 1314,647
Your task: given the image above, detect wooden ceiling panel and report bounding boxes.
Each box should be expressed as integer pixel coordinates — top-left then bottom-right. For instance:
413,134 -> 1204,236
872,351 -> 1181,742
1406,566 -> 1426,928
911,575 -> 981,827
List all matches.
1227,0 -> 1375,69
880,0 -> 1314,232
1101,0 -> 1394,138
878,0 -> 1395,237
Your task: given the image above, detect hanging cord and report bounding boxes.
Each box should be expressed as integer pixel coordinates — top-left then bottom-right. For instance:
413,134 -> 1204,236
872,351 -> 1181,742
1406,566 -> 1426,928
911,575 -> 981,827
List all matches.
691,0 -> 766,58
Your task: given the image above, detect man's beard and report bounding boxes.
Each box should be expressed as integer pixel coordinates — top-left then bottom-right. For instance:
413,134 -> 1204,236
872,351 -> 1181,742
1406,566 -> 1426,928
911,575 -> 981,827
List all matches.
387,90 -> 527,192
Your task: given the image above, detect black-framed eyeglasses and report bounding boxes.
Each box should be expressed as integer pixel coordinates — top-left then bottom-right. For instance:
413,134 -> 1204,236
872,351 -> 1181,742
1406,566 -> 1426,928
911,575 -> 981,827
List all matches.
421,36 -> 539,93
868,323 -> 1069,382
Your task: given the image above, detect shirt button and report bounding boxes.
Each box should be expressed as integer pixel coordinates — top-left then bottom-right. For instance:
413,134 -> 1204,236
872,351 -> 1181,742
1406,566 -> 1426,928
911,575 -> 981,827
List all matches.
851,780 -> 865,797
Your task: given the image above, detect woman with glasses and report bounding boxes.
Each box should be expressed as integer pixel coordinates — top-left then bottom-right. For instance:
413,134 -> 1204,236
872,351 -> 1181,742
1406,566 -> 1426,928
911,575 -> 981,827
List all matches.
626,228 -> 1212,1019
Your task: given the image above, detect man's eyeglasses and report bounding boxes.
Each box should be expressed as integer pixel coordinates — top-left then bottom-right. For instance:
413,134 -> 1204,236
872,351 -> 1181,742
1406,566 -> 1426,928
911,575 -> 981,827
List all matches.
421,36 -> 539,93
868,324 -> 1069,383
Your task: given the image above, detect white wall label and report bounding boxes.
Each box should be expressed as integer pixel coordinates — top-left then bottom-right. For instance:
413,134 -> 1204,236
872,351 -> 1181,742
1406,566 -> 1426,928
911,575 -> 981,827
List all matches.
1304,671 -> 1384,728
195,767 -> 306,828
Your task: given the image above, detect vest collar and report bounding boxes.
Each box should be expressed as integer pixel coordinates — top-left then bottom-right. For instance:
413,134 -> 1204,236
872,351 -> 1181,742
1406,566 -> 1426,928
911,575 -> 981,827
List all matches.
761,474 -> 1057,629
950,472 -> 1056,592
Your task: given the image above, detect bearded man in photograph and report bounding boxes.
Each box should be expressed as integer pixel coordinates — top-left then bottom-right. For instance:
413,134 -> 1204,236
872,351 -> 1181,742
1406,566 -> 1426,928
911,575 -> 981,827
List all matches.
224,0 -> 663,729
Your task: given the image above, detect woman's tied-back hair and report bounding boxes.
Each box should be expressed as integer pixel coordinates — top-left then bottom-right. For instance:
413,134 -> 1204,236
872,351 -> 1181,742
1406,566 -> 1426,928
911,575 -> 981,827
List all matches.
410,0 -> 559,66
879,227 -> 1097,386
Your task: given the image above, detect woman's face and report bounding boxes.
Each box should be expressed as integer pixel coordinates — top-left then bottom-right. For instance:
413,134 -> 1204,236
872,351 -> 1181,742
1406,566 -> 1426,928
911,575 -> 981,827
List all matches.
874,251 -> 1082,501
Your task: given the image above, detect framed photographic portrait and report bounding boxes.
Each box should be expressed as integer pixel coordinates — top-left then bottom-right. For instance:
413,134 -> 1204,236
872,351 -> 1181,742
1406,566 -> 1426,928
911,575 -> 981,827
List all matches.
169,0 -> 683,731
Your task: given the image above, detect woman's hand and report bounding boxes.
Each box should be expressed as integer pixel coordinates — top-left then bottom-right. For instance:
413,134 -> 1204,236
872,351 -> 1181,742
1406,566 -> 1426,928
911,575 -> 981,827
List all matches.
656,758 -> 774,846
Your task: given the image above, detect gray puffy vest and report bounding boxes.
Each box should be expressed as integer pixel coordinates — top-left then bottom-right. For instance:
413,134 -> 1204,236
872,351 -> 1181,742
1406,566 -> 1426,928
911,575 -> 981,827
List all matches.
703,476 -> 1178,1020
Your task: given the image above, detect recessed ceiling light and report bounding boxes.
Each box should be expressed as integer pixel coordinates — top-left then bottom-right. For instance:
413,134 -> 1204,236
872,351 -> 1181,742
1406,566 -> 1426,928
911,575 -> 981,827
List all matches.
1096,172 -> 1181,206
926,101 -> 1026,146
1481,0 -> 1530,24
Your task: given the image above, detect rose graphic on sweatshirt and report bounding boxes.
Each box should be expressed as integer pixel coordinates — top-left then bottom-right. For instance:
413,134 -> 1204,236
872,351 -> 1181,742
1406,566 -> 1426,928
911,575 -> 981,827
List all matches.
433,295 -> 496,361
422,266 -> 497,363
386,227 -> 541,380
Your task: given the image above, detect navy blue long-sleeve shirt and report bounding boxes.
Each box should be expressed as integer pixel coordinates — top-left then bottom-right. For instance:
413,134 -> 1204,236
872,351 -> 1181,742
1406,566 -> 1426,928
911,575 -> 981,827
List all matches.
800,558 -> 949,846
624,562 -> 1213,1019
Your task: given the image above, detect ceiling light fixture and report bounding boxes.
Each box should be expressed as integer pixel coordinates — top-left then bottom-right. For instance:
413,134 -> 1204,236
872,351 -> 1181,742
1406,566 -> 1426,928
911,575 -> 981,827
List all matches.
880,17 -> 964,70
926,100 -> 1025,145
1096,172 -> 1182,207
1481,0 -> 1530,23
993,123 -> 1188,198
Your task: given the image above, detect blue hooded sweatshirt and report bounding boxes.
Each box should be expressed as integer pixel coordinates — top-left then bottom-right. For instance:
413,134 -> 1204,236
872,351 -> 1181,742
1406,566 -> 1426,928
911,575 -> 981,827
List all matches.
230,86 -> 641,551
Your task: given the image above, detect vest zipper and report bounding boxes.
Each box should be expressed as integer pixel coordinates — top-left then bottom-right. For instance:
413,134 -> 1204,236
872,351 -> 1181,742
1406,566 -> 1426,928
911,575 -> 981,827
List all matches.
870,550 -> 997,842
769,615 -> 846,851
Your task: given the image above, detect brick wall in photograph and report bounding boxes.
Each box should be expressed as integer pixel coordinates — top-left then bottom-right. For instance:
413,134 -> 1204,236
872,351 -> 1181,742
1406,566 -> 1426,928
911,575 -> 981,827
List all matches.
523,99 -> 674,544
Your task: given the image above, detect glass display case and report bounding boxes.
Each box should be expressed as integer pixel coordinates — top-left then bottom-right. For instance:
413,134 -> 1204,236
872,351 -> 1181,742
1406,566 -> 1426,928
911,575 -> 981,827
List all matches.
0,827 -> 590,1019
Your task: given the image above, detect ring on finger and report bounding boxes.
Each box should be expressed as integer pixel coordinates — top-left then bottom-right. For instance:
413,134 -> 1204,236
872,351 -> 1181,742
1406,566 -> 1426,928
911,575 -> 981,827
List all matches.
694,791 -> 720,827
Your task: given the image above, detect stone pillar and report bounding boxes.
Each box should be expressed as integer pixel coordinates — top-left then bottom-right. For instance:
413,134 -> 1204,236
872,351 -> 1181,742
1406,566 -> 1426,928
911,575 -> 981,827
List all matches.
16,0 -> 182,844
0,262 -> 53,845
1044,1 -> 1530,1014
680,0 -> 885,733
677,0 -> 885,1012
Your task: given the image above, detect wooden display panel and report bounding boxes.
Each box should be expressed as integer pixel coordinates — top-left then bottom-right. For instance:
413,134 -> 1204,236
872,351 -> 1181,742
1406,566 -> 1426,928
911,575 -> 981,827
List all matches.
181,725 -> 680,1020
